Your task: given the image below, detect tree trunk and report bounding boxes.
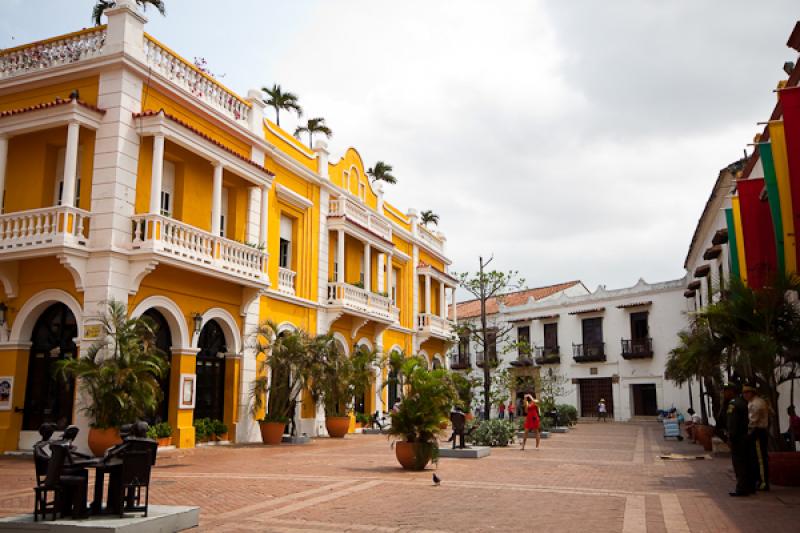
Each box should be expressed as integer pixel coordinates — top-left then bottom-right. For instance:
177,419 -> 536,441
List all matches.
698,376 -> 708,424
276,109 -> 280,127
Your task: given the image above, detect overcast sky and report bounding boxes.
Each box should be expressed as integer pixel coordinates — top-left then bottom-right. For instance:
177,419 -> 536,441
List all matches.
3,1 -> 799,295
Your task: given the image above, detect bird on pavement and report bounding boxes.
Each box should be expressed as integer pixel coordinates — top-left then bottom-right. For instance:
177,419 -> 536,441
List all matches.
432,473 -> 441,486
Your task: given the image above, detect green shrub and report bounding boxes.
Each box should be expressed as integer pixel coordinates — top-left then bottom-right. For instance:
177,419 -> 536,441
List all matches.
540,416 -> 554,431
146,426 -> 158,439
211,419 -> 228,438
193,418 -> 212,440
355,413 -> 370,425
148,422 -> 172,439
556,404 -> 578,425
468,419 -> 516,447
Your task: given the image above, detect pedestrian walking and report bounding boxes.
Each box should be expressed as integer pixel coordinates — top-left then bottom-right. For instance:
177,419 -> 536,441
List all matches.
521,394 -> 540,450
722,383 -> 755,497
597,399 -> 608,422
498,401 -> 506,420
743,385 -> 770,491
508,399 -> 515,422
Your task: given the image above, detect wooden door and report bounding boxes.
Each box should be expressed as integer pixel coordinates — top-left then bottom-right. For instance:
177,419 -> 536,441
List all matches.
578,378 -> 613,418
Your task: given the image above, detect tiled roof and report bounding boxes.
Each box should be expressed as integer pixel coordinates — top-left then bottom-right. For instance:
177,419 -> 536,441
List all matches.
0,97 -> 105,118
454,281 -> 582,320
132,109 -> 274,176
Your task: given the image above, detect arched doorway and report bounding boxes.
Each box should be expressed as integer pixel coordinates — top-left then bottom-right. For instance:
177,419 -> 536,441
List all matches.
142,309 -> 172,423
432,357 -> 442,370
194,319 -> 226,421
22,303 -> 78,431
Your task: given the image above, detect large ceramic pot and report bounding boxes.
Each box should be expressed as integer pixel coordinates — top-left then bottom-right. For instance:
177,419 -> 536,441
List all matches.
157,437 -> 172,447
769,452 -> 800,486
259,422 -> 285,445
88,427 -> 122,457
326,416 -> 351,438
694,424 -> 713,451
395,441 -> 434,471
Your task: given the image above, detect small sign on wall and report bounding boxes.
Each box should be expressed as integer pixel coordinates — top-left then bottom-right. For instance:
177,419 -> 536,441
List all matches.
84,324 -> 102,339
0,376 -> 13,411
179,373 -> 196,410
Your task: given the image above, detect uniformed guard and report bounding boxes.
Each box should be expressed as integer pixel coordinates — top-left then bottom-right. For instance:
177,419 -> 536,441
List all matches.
743,385 -> 770,491
722,383 -> 754,496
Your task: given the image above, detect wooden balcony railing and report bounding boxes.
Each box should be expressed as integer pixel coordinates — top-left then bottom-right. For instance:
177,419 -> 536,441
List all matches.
449,354 -> 471,370
572,342 -> 606,363
621,338 -> 653,359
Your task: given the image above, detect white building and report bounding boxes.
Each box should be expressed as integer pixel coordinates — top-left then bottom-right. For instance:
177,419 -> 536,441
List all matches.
453,278 -> 690,421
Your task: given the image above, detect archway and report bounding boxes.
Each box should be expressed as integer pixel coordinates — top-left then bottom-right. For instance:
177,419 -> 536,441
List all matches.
432,354 -> 443,370
22,303 -> 78,431
194,319 -> 227,421
142,309 -> 172,423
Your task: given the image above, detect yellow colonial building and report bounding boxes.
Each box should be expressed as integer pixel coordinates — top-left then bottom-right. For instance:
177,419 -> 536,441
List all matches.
0,1 -> 457,452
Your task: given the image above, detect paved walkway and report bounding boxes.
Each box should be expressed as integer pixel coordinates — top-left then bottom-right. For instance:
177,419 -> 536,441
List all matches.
1,422 -> 798,532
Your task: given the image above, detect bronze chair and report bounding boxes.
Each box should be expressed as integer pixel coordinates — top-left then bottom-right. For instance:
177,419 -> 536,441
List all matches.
33,443 -> 87,521
118,450 -> 152,517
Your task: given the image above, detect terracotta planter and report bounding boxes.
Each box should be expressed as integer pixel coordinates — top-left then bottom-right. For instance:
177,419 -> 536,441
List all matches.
214,432 -> 229,442
694,424 -> 713,451
326,416 -> 351,438
769,452 -> 800,486
259,422 -> 285,445
465,413 -> 474,422
395,441 -> 434,471
88,427 -> 122,457
157,436 -> 172,447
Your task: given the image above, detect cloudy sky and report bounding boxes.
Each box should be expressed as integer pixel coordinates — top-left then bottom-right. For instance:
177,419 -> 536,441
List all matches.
3,0 -> 799,294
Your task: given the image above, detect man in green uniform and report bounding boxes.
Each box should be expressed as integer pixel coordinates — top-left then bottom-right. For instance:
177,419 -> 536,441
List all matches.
721,383 -> 754,496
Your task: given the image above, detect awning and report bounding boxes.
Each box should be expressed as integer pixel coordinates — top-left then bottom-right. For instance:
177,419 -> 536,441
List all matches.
703,245 -> 722,260
687,280 -> 701,290
684,290 -> 696,298
711,228 -> 729,245
694,264 -> 711,278
616,301 -> 652,309
568,307 -> 605,315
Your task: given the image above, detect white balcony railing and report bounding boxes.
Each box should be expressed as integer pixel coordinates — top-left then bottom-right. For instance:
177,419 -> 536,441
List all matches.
278,267 -> 296,295
328,196 -> 392,242
417,313 -> 456,340
0,28 -> 106,80
327,282 -> 398,322
131,214 -> 268,284
417,224 -> 445,254
0,206 -> 90,251
143,35 -> 250,125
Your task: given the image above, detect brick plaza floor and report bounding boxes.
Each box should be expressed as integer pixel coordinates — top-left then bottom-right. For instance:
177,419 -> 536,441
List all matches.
1,421 -> 798,532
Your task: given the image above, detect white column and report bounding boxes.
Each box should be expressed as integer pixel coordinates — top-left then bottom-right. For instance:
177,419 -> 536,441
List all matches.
377,254 -> 385,293
386,254 -> 393,300
451,286 -> 458,323
440,280 -> 446,319
259,186 -> 269,245
364,242 -> 371,291
424,274 -> 431,314
148,134 -> 165,214
0,136 -> 7,213
336,229 -> 345,283
61,121 -> 80,207
210,162 -> 223,235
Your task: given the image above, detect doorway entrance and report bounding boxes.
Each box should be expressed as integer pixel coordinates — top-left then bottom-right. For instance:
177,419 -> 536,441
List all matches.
631,383 -> 658,416
20,303 -> 78,446
578,378 -> 613,418
194,320 -> 226,421
142,309 -> 172,423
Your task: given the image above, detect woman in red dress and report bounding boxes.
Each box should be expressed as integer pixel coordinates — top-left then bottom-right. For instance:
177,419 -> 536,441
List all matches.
521,394 -> 540,450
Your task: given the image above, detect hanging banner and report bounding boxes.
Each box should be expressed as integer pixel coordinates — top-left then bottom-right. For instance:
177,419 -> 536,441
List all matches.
758,143 -> 785,274
725,208 -> 741,281
767,121 -> 796,275
777,86 -> 800,273
737,178 -> 777,289
731,197 -> 748,286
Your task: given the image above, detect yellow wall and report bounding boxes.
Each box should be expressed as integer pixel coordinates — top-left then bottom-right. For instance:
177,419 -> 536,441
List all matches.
419,249 -> 445,272
383,201 -> 411,231
328,148 -> 378,210
0,76 -> 99,111
259,296 -> 317,334
4,126 -> 95,213
263,120 -> 317,171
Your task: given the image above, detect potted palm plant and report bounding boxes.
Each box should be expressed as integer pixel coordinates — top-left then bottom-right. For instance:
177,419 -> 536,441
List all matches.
250,322 -> 314,445
388,356 -> 457,470
309,336 -> 379,438
55,300 -> 168,456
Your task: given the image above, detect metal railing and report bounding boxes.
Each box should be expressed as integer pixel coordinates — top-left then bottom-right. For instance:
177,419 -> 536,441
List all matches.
534,345 -> 561,365
449,354 -> 471,370
621,338 -> 653,359
572,342 -> 606,363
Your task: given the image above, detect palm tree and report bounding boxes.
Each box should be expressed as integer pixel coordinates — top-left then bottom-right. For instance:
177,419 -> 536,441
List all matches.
420,210 -> 439,227
261,84 -> 303,127
367,161 -> 397,185
93,0 -> 166,25
294,117 -> 332,148
54,300 -> 168,428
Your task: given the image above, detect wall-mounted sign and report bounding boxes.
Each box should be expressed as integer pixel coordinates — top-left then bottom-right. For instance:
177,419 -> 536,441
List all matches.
84,324 -> 102,339
179,373 -> 196,410
0,376 -> 13,411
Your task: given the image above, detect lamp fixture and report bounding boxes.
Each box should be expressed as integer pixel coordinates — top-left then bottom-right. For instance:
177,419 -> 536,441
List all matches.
191,312 -> 203,335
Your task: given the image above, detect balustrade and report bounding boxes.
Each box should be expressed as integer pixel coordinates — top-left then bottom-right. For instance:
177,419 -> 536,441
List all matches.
417,223 -> 445,254
327,281 -> 397,322
278,267 -> 297,295
328,196 -> 392,241
0,28 -> 106,79
0,206 -> 89,250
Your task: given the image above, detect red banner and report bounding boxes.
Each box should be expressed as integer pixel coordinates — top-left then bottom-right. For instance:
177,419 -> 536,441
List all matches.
778,86 -> 800,270
737,178 -> 777,289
